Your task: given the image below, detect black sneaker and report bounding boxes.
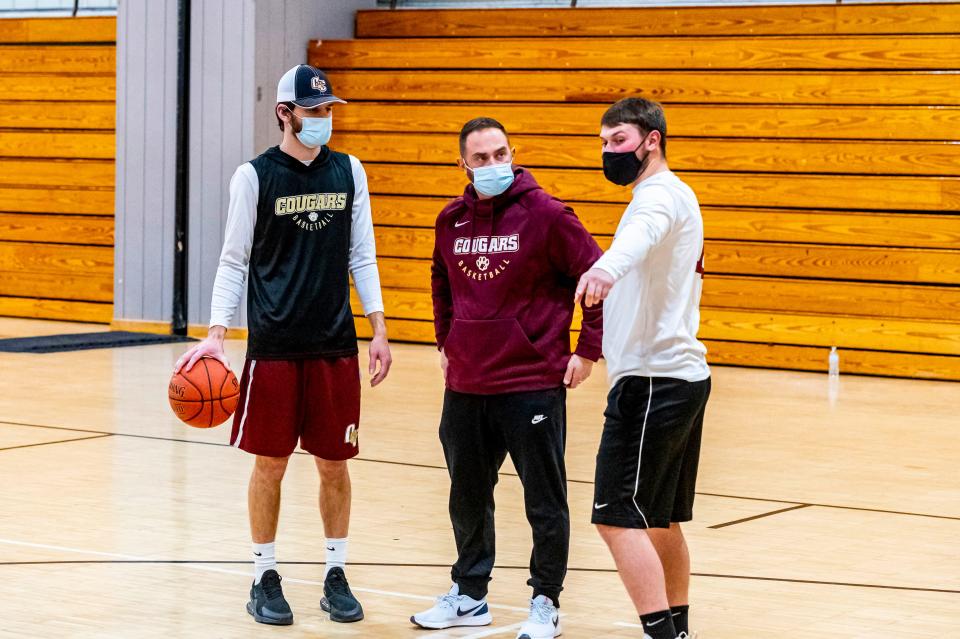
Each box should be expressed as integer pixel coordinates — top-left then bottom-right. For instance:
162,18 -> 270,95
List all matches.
320,567 -> 364,622
246,569 -> 294,625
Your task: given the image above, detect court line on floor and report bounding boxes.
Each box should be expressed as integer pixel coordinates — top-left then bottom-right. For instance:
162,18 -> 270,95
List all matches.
0,433 -> 112,452
2,418 -> 959,523
708,504 -> 812,529
433,623 -> 525,638
0,538 -> 531,613
691,572 -> 960,595
0,557 -> 956,595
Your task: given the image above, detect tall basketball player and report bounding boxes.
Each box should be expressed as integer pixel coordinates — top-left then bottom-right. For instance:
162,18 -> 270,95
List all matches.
576,97 -> 710,639
175,65 -> 391,627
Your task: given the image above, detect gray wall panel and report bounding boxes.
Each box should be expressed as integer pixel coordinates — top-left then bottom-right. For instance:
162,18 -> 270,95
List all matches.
186,0 -> 256,328
253,0 -> 375,156
142,0 -> 175,321
114,0 -> 177,323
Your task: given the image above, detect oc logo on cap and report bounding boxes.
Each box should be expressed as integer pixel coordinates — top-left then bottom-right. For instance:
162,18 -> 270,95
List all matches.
276,64 -> 346,108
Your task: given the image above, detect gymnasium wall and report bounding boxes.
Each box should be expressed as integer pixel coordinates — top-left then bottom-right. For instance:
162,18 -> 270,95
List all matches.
184,0 -> 257,331
113,0 -> 256,328
186,0 -> 377,330
186,0 -> 376,331
252,0 -> 377,156
112,0 -> 371,330
307,2 -> 960,380
0,16 -> 115,323
113,1 -> 178,326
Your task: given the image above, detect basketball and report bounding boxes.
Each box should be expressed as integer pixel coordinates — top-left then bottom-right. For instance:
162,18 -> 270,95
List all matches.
168,357 -> 240,428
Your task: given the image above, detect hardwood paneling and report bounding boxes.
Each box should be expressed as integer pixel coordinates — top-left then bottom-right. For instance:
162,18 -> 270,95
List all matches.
699,308 -> 960,356
0,159 -> 114,188
368,195 -> 960,249
357,285 -> 960,355
374,259 -> 960,322
337,103 -> 960,142
0,269 -> 112,302
0,130 -> 115,160
0,74 -> 114,102
702,339 -> 960,381
362,163 -> 960,212
0,296 -> 111,322
0,18 -> 118,322
0,188 -> 114,216
0,101 -> 114,130
0,17 -> 115,43
0,241 -> 113,277
356,4 -> 960,38
0,213 -> 113,245
0,45 -> 114,74
327,70 -> 960,106
336,132 -> 960,176
313,36 -> 960,71
372,229 -> 960,284
352,316 -> 960,380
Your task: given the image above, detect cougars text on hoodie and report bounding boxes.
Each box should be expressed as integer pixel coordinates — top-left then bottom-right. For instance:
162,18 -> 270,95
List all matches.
431,167 -> 604,395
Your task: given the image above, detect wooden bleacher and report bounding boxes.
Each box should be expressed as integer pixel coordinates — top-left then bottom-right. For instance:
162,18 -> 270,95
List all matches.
0,17 -> 115,323
310,2 -> 960,380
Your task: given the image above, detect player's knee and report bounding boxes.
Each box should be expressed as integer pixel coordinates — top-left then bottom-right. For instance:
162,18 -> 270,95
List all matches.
316,458 -> 349,484
254,455 -> 289,482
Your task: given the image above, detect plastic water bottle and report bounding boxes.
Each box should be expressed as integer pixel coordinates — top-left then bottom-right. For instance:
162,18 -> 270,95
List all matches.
828,346 -> 840,377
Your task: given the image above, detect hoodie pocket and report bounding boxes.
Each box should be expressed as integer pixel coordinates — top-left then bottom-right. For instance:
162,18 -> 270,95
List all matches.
444,318 -> 544,388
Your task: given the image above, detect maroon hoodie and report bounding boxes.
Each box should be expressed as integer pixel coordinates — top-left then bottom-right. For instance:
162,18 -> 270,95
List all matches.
432,167 -> 603,395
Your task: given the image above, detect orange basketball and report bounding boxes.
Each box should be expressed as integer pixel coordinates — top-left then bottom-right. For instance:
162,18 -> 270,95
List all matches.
168,357 -> 240,428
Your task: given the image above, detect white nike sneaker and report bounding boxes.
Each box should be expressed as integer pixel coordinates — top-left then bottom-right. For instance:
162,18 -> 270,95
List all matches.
410,584 -> 493,630
516,595 -> 561,639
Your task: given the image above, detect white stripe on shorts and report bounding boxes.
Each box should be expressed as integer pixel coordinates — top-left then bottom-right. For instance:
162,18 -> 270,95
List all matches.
630,377 -> 653,527
233,360 -> 256,448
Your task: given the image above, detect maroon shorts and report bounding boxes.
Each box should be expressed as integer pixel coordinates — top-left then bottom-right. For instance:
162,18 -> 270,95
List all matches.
230,355 -> 361,460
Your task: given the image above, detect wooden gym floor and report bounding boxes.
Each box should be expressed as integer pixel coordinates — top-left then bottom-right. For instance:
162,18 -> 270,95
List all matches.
0,318 -> 957,638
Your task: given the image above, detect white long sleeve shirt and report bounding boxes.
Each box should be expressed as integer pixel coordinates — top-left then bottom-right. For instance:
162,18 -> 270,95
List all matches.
593,170 -> 710,384
209,154 -> 384,329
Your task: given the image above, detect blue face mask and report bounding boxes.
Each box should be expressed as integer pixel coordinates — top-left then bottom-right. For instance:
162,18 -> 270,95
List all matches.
295,115 -> 332,148
468,161 -> 515,197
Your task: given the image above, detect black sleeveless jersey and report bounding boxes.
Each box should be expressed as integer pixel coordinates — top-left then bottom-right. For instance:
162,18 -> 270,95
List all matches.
246,145 -> 357,359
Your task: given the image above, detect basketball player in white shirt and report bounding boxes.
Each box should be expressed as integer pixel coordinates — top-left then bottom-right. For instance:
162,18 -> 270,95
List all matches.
575,97 -> 710,639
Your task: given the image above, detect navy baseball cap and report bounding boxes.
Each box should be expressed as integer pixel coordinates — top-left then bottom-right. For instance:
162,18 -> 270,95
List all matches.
276,65 -> 346,108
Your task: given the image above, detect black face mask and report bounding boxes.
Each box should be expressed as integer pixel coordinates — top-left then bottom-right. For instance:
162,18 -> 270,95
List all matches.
602,133 -> 652,186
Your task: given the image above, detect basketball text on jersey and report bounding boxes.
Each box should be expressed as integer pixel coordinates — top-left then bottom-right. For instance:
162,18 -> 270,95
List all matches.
452,234 -> 520,282
273,192 -> 348,231
273,193 -> 347,231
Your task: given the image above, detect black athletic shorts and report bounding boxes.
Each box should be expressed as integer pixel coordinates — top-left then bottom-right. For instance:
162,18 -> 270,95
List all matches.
591,375 -> 711,529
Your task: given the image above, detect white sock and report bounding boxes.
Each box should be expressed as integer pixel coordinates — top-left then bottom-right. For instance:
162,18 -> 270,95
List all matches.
253,541 -> 277,584
325,537 -> 348,577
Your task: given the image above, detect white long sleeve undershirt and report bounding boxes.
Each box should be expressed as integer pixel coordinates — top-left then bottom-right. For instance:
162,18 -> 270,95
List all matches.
208,154 -> 384,329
